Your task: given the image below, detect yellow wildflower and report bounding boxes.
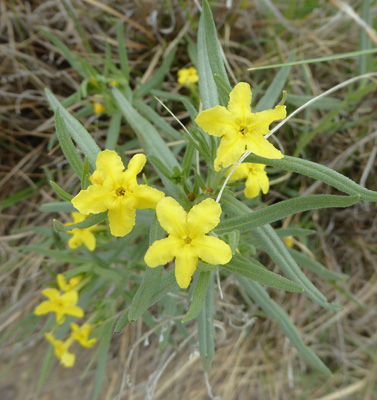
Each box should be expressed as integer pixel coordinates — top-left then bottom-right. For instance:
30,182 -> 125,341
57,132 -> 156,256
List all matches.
109,80 -> 119,87
45,332 -> 75,368
144,197 -> 232,289
228,163 -> 269,199
72,150 -> 165,237
177,66 -> 199,86
93,101 -> 105,114
34,288 -> 84,325
70,323 -> 97,348
57,274 -> 82,292
284,236 -> 294,248
195,82 -> 286,171
66,212 -> 97,251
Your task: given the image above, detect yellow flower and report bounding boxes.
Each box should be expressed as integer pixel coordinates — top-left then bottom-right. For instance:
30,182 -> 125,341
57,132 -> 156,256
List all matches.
144,197 -> 232,289
66,212 -> 97,251
195,82 -> 286,171
93,101 -> 105,114
72,150 -> 165,237
45,332 -> 75,368
177,66 -> 199,86
228,163 -> 269,199
284,236 -> 294,248
34,288 -> 84,325
70,323 -> 97,348
57,274 -> 82,292
109,80 -> 119,87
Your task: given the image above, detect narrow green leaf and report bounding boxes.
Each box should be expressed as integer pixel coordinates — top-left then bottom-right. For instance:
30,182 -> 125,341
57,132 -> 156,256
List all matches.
117,23 -> 130,80
221,193 -> 341,310
182,272 -> 210,323
105,114 -> 122,150
276,228 -> 316,237
40,201 -> 75,213
45,89 -> 101,167
197,9 -> 219,109
237,276 -> 331,375
225,254 -> 304,292
216,194 -> 359,234
53,212 -> 107,232
288,248 -> 347,281
111,88 -> 180,172
49,181 -> 73,202
198,273 -> 215,371
81,156 -> 90,190
202,0 -> 231,87
114,310 -> 129,333
287,94 -> 341,110
255,53 -> 294,112
54,111 -> 83,177
128,216 -> 166,322
246,154 -> 377,202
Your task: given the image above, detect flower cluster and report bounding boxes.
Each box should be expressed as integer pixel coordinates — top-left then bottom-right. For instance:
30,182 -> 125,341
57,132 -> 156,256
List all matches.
34,275 -> 97,368
177,66 -> 199,86
196,82 -> 286,198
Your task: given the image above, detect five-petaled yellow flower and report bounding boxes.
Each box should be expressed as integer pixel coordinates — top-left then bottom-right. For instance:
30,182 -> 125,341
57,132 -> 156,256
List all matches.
228,163 -> 269,199
34,288 -> 84,325
70,323 -> 97,348
57,274 -> 82,292
177,66 -> 199,86
45,332 -> 76,368
72,150 -> 165,237
144,197 -> 232,289
195,82 -> 286,171
66,212 -> 97,251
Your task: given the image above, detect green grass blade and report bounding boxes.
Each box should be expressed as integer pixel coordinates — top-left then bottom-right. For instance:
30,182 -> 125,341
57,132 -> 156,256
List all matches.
248,48 -> 377,71
117,23 -> 130,80
216,194 -> 359,234
182,271 -> 210,323
224,254 -> 304,292
105,114 -> 122,150
198,273 -> 215,371
54,111 -> 84,177
246,154 -> 377,202
237,276 -> 331,375
45,89 -> 101,167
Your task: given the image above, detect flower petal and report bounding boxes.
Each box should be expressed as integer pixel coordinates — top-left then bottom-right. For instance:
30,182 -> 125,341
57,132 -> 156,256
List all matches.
175,247 -> 198,289
214,134 -> 245,171
227,82 -> 252,122
34,300 -> 54,316
72,184 -> 112,215
249,105 -> 286,136
95,150 -> 125,185
41,288 -> 60,301
193,235 -> 232,265
244,175 -> 262,198
64,305 -> 84,318
108,204 -> 136,237
68,232 -> 83,249
156,197 -> 187,237
195,106 -> 237,138
61,291 -> 79,306
227,163 -> 249,182
122,153 -> 146,188
144,236 -> 180,267
132,185 -> 165,209
247,135 -> 283,159
80,230 -> 96,251
187,198 -> 222,237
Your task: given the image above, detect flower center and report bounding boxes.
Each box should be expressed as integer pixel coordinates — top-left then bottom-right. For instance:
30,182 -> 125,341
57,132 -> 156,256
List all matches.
239,126 -> 248,135
183,236 -> 192,245
116,187 -> 126,197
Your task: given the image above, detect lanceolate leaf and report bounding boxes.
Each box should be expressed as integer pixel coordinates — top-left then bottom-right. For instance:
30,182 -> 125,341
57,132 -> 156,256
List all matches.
237,276 -> 331,375
46,89 -> 101,167
53,212 -> 107,233
216,194 -> 359,235
182,271 -> 211,323
246,154 -> 377,202
224,254 -> 304,292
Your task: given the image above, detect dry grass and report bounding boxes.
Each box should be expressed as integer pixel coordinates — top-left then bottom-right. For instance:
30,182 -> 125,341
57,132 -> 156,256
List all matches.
1,1 -> 377,399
